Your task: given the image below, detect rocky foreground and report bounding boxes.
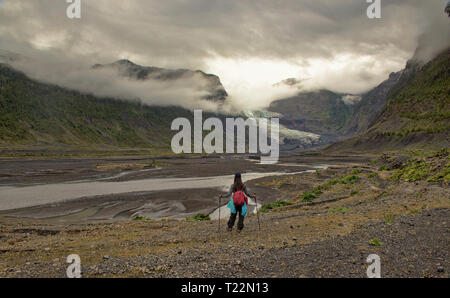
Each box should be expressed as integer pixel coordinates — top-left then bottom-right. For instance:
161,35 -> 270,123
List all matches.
0,151 -> 448,278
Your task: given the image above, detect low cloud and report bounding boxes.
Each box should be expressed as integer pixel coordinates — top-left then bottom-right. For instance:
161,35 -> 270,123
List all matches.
11,54 -> 222,112
341,95 -> 362,105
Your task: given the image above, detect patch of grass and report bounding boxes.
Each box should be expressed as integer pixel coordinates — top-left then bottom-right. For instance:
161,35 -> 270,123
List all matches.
297,173 -> 362,203
391,160 -> 430,182
350,190 -> 359,196
378,165 -> 389,171
132,215 -> 155,222
385,214 -> 396,223
386,149 -> 449,183
351,169 -> 362,175
427,164 -> 450,183
369,238 -> 384,246
401,111 -> 450,122
426,148 -> 448,158
300,189 -> 323,202
278,182 -> 287,189
186,213 -> 211,222
259,201 -> 293,213
383,124 -> 450,138
329,179 -> 340,185
329,207 -> 351,214
319,179 -> 339,191
409,209 -> 420,215
368,172 -> 378,179
340,175 -> 361,185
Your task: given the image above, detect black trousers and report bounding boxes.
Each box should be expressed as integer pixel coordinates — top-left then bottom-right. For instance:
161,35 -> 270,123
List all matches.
228,205 -> 245,230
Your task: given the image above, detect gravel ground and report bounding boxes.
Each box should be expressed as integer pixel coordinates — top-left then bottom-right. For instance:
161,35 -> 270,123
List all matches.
2,208 -> 447,278
0,157 -> 448,278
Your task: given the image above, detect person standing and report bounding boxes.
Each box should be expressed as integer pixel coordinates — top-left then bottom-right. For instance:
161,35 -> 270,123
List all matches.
219,173 -> 256,232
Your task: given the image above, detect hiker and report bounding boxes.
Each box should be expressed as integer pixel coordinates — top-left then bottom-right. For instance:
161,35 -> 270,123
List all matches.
219,173 -> 256,232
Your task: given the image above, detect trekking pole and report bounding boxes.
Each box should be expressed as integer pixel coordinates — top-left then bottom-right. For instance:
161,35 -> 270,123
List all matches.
254,194 -> 261,231
218,195 -> 221,234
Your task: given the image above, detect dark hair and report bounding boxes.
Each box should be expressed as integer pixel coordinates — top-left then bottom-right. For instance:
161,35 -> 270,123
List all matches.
234,173 -> 243,191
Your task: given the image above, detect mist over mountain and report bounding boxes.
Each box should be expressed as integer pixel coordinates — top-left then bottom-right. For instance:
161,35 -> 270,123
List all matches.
0,63 -> 195,152
1,39 -> 448,154
327,46 -> 450,153
93,59 -> 228,102
6,53 -> 228,113
0,49 -> 19,64
262,43 -> 449,151
268,90 -> 353,145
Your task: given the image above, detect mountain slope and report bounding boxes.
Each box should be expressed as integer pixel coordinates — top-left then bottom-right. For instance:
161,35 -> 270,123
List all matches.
268,90 -> 353,144
327,47 -> 450,153
0,64 -> 195,154
342,71 -> 403,136
0,61 -> 323,156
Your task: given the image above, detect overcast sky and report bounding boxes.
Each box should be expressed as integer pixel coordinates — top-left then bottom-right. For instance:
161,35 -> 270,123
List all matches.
0,0 -> 449,111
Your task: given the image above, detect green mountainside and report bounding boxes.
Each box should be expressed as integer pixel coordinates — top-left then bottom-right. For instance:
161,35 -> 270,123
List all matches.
342,71 -> 403,136
0,64 -> 195,155
268,90 -> 353,143
1,47 -> 448,157
327,47 -> 450,153
268,69 -> 406,146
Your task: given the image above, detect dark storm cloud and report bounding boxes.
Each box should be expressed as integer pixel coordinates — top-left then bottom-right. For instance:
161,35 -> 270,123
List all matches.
0,0 -> 449,110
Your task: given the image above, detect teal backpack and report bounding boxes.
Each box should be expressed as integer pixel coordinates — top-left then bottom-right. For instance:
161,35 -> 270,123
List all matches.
227,200 -> 248,216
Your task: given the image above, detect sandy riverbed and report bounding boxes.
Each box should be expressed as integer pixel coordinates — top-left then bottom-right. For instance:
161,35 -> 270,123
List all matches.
0,154 -> 364,223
